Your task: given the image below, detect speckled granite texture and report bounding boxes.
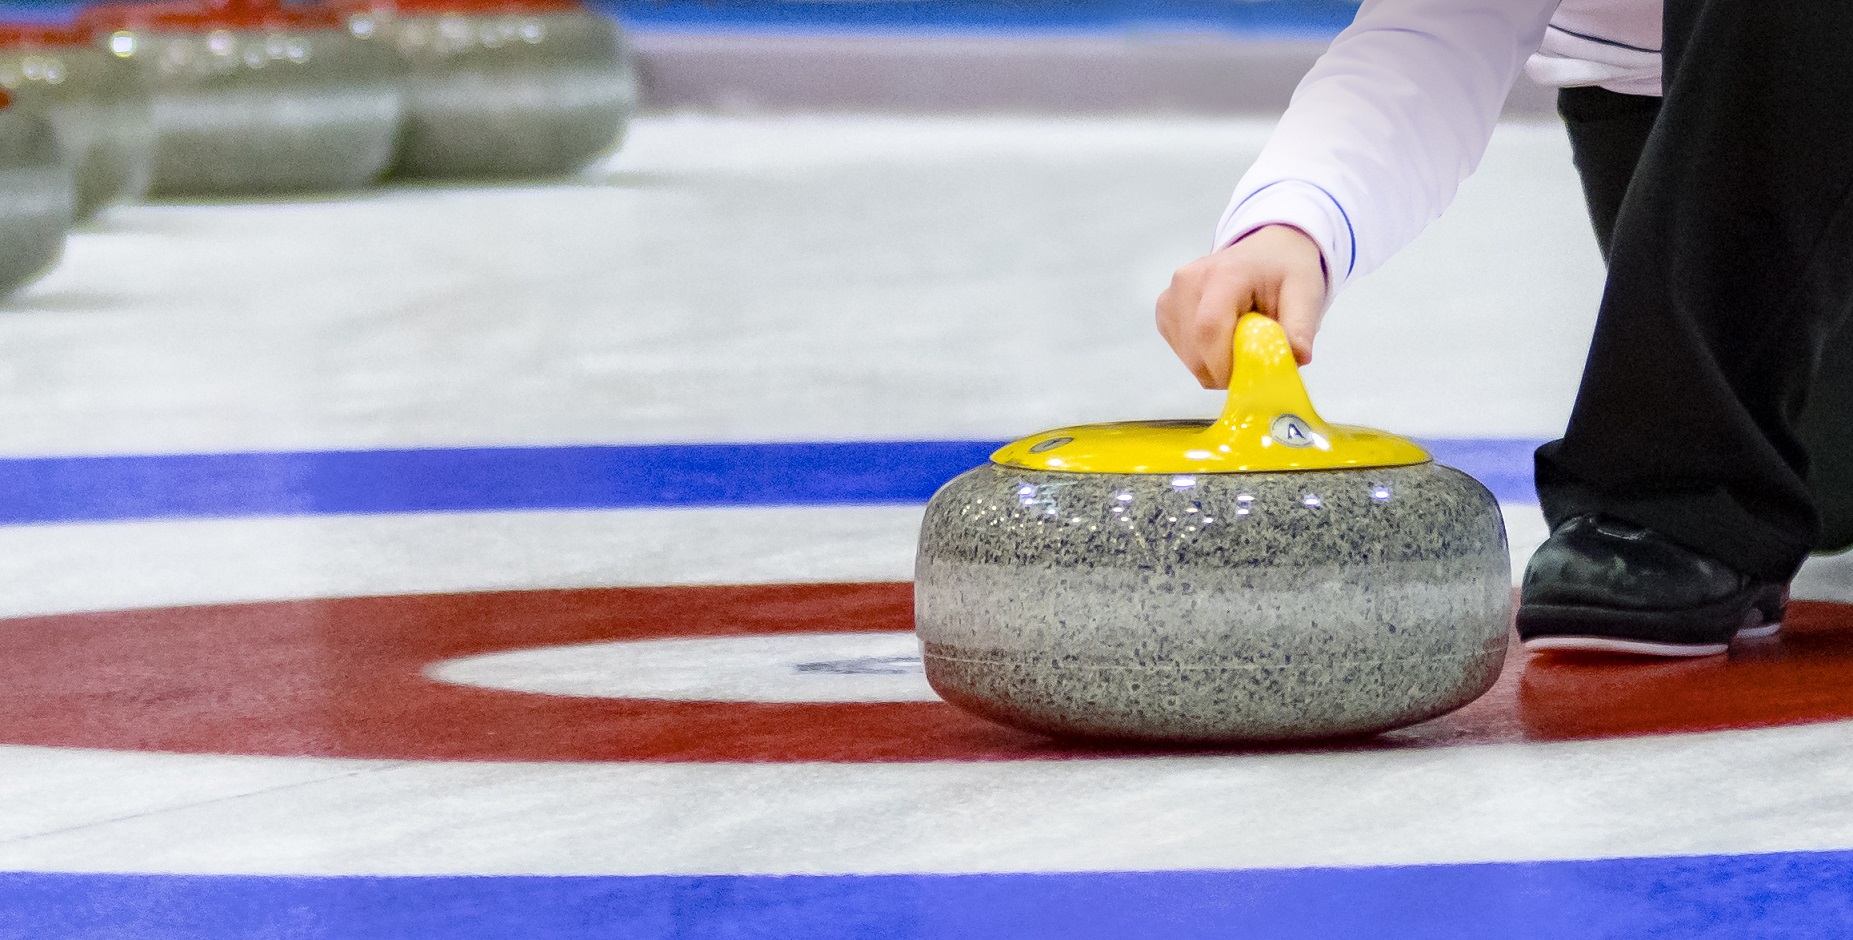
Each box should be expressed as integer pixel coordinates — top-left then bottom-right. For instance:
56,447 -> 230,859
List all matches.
915,462 -> 1511,742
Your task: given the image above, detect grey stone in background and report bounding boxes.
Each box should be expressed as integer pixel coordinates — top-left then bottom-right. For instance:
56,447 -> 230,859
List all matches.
383,9 -> 638,180
0,41 -> 153,221
122,25 -> 402,196
0,105 -> 70,298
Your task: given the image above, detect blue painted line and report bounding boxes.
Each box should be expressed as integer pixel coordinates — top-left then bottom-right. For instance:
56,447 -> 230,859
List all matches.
1421,437 -> 1540,510
0,439 -> 1543,525
0,442 -> 1003,524
0,0 -> 1357,35
0,848 -> 1849,939
601,1 -> 1358,39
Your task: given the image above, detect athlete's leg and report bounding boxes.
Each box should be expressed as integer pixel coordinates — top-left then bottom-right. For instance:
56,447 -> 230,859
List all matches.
1557,86 -> 1659,263
1521,0 -> 1853,654
1800,316 -> 1853,554
1533,0 -> 1853,586
1557,85 -> 1853,558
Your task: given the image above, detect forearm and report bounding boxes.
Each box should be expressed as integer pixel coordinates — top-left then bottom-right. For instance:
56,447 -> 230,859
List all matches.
1217,0 -> 1559,295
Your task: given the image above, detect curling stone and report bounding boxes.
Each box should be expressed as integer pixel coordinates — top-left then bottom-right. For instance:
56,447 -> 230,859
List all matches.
0,21 -> 153,221
0,90 -> 73,297
915,314 -> 1512,743
78,0 -> 401,196
338,0 -> 635,180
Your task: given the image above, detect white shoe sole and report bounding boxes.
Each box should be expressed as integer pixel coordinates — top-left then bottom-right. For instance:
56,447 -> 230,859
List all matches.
1523,615 -> 1782,658
1523,636 -> 1730,657
1736,619 -> 1784,640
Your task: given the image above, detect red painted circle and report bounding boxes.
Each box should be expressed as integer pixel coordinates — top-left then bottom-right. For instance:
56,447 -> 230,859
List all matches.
326,0 -> 583,17
81,0 -> 346,34
0,583 -> 1849,763
0,24 -> 93,47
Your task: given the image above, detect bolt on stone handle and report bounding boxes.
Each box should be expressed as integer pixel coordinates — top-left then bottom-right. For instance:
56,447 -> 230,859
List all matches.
1210,312 -> 1336,452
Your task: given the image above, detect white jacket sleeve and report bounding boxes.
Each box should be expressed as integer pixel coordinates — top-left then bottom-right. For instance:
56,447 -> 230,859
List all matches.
1216,0 -> 1560,296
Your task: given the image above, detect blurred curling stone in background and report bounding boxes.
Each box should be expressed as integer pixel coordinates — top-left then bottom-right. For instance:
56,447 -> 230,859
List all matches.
915,315 -> 1512,743
78,0 -> 401,196
0,19 -> 152,221
0,88 -> 72,297
333,0 -> 634,180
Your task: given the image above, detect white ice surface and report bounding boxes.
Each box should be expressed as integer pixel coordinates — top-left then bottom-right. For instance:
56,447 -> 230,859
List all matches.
0,115 -> 1843,880
0,500 -> 1843,877
0,115 -> 1598,457
0,506 -> 926,619
428,631 -> 942,703
2,722 -> 1853,876
0,501 -> 1553,620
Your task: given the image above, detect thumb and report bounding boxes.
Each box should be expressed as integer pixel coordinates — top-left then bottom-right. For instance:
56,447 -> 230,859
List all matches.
1273,266 -> 1328,366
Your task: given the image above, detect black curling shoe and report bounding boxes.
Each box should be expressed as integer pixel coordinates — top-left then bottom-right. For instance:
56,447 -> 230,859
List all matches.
1517,515 -> 1785,657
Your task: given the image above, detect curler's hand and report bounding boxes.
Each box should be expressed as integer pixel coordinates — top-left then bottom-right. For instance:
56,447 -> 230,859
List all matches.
1156,224 -> 1328,387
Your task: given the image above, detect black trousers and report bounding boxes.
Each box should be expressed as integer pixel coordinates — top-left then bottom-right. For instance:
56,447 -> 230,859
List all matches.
1538,0 -> 1853,582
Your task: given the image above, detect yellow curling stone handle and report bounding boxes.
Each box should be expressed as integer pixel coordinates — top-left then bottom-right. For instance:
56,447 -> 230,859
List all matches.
991,313 -> 1431,474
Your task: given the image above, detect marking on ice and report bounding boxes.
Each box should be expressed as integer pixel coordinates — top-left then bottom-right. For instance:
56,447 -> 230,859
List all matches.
428,631 -> 940,704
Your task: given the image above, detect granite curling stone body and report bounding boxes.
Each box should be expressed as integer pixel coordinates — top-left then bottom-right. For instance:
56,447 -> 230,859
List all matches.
0,91 -> 72,297
80,0 -> 402,197
351,0 -> 637,180
915,314 -> 1512,743
0,23 -> 154,221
